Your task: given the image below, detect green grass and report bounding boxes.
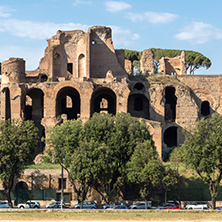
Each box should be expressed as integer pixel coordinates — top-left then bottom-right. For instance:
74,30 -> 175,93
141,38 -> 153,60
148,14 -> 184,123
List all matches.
25,163 -> 60,170
0,210 -> 222,221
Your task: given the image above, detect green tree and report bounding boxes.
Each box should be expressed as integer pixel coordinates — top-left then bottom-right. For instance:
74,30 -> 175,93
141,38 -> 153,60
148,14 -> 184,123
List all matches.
181,113 -> 222,209
152,48 -> 211,74
69,140 -> 111,207
127,140 -> 164,208
46,119 -> 84,203
83,112 -> 153,202
0,119 -> 39,208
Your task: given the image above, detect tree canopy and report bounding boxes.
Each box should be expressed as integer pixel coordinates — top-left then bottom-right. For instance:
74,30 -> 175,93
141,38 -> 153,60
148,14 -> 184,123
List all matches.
47,112 -> 157,205
127,140 -> 164,208
117,48 -> 211,75
0,119 -> 39,208
180,113 -> 222,209
151,48 -> 211,75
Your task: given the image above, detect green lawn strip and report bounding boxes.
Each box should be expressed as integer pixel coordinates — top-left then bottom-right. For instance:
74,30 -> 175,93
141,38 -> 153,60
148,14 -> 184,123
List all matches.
0,210 -> 222,220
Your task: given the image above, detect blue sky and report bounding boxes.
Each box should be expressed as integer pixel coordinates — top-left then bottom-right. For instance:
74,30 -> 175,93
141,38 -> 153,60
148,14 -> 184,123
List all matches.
0,0 -> 222,74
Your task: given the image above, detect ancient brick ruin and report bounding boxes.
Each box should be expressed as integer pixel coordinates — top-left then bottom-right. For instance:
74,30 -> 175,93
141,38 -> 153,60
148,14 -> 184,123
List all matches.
0,26 -> 220,201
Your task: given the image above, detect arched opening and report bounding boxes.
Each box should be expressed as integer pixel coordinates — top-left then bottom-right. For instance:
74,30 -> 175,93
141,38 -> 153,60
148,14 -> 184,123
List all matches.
164,126 -> 177,147
56,87 -> 80,120
78,54 -> 85,78
3,88 -> 11,120
134,97 -> 143,111
24,89 -> 44,121
91,88 -> 116,116
14,181 -> 29,205
201,101 -> 210,116
134,82 -> 145,90
39,74 -> 48,82
165,86 -> 177,122
23,89 -> 44,155
128,94 -> 149,119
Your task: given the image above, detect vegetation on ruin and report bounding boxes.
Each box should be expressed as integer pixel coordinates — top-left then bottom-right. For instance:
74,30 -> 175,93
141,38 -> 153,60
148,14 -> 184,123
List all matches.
0,119 -> 39,208
152,48 -> 211,75
180,113 -> 222,209
118,48 -> 211,75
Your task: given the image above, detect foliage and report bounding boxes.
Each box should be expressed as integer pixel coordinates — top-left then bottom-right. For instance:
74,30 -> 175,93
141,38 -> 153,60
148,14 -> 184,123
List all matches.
151,48 -> 211,74
117,48 -> 211,75
181,113 -> 222,209
127,140 -> 164,204
118,49 -> 141,62
47,112 -> 155,204
46,119 -> 84,203
116,49 -> 141,75
0,119 -> 39,207
83,112 -> 153,202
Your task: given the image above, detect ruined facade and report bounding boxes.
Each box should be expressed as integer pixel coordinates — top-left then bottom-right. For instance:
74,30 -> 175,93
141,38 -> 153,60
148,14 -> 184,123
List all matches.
0,26 -> 221,201
159,51 -> 186,75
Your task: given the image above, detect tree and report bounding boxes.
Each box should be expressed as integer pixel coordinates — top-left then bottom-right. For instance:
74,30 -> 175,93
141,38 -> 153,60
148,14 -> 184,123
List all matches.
152,48 -> 211,74
116,49 -> 141,75
46,119 -> 84,204
127,140 -> 164,208
69,140 -> 111,207
181,113 -> 222,209
0,119 -> 39,208
47,113 -> 155,205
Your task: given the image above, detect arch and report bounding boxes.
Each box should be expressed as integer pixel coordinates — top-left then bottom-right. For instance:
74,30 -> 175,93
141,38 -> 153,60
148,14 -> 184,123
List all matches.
78,54 -> 85,78
164,86 -> 177,122
163,126 -> 177,147
14,181 -> 29,205
2,88 -> 11,120
133,82 -> 145,90
39,74 -> 48,82
56,87 -> 80,120
201,100 -> 210,116
24,88 -> 44,121
128,94 -> 149,119
91,87 -> 116,116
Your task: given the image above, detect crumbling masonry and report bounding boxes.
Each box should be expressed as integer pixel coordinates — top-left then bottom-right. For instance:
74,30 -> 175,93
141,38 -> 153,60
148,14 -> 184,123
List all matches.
1,26 -> 221,201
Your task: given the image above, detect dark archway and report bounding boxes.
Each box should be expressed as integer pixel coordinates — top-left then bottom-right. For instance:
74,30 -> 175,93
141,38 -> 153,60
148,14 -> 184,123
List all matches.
14,181 -> 29,205
165,87 -> 177,122
128,94 -> 149,119
39,74 -> 48,82
23,88 -> 44,154
91,88 -> 116,116
3,88 -> 11,120
164,126 -> 177,147
201,100 -> 210,116
56,87 -> 80,120
24,88 -> 44,121
134,82 -> 145,90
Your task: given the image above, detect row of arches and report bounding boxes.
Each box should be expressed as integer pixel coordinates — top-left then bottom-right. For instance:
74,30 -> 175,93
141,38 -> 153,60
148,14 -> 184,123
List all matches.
4,85 -> 212,124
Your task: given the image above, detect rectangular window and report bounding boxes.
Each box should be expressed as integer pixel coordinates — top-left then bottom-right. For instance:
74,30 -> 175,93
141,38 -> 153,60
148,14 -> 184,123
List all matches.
58,178 -> 67,190
67,63 -> 73,74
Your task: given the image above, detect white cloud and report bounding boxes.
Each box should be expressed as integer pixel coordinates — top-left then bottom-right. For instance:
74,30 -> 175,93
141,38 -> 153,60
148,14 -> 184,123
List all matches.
73,0 -> 92,6
0,6 -> 12,18
126,11 -> 178,24
0,19 -> 89,39
0,45 -> 43,70
175,21 -> 222,44
111,26 -> 140,47
105,1 -> 131,13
